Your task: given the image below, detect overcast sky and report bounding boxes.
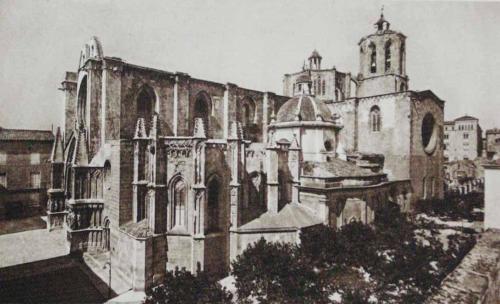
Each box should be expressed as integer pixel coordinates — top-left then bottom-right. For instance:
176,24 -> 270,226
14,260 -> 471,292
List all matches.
1,0 -> 499,131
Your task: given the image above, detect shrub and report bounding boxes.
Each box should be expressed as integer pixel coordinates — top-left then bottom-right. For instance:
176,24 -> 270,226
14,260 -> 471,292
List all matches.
144,268 -> 232,304
231,238 -> 325,303
299,224 -> 339,268
336,221 -> 381,272
416,192 -> 484,221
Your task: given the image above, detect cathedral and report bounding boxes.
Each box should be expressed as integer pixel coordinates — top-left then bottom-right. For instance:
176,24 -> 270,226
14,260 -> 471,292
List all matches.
46,14 -> 444,291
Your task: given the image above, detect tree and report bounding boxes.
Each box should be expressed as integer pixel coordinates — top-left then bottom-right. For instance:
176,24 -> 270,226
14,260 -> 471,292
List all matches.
231,238 -> 325,303
335,222 -> 381,272
145,268 -> 232,304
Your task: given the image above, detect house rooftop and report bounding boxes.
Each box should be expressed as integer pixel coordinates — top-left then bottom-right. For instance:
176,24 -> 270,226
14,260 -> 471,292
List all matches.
0,127 -> 54,142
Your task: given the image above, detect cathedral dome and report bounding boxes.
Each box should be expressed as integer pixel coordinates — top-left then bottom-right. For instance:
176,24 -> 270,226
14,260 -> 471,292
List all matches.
276,95 -> 333,123
296,73 -> 311,83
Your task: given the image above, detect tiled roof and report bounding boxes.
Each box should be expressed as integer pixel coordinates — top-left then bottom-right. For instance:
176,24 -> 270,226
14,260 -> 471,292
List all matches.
121,219 -> 152,238
0,127 -> 54,141
303,159 -> 381,178
276,95 -> 333,123
485,128 -> 500,134
454,115 -> 478,122
238,203 -> 322,231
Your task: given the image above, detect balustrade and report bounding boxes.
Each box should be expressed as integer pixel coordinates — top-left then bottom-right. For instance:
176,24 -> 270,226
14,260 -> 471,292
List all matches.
66,200 -> 104,230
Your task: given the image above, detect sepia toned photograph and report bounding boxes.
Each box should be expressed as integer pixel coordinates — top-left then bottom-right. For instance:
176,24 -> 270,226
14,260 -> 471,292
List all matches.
1,0 -> 499,303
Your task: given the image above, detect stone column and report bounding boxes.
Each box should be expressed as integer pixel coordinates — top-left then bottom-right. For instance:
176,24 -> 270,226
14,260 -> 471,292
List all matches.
59,72 -> 77,140
228,121 -> 243,262
173,75 -> 179,136
288,134 -> 301,204
223,86 -> 229,139
262,92 -> 269,144
266,131 -> 280,214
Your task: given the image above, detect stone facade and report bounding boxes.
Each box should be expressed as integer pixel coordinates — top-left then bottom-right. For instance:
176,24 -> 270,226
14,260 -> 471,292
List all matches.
444,115 -> 483,161
483,161 -> 500,230
0,127 -> 53,219
46,13 -> 445,292
485,128 -> 500,160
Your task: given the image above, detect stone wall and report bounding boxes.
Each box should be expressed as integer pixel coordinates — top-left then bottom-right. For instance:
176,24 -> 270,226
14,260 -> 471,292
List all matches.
299,180 -> 412,227
409,93 -> 445,202
484,165 -> 500,230
356,93 -> 411,181
426,230 -> 500,304
0,140 -> 52,219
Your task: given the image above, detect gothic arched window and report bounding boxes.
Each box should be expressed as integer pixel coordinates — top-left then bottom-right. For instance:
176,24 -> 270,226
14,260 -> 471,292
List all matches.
370,106 -> 381,132
77,76 -> 88,126
136,86 -> 156,134
171,177 -> 186,229
207,177 -> 221,233
385,40 -> 392,72
240,98 -> 255,127
369,43 -> 377,73
193,92 -> 212,138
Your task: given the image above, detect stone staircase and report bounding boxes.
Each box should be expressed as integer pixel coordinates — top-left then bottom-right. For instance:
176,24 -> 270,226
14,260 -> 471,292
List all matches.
81,251 -> 132,297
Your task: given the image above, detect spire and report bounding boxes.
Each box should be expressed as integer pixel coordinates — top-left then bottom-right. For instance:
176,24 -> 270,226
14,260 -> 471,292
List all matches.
374,6 -> 390,31
134,118 -> 147,139
289,134 -> 301,150
308,49 -> 322,60
228,121 -> 243,140
149,114 -> 158,139
51,127 -> 64,163
193,117 -> 207,139
72,127 -> 89,166
266,130 -> 278,149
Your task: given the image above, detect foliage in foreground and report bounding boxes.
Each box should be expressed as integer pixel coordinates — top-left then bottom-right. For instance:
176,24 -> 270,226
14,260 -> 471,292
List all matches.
416,192 -> 484,221
231,202 -> 476,304
144,268 -> 232,304
144,202 -> 476,303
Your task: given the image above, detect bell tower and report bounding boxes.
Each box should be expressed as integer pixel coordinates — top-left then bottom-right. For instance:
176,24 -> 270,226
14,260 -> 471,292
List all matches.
357,10 -> 408,97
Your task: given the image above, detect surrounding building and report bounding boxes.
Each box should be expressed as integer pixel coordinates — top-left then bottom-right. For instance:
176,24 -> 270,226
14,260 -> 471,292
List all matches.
485,128 -> 500,160
443,115 -> 483,161
0,127 -> 54,219
483,160 -> 500,230
443,159 -> 483,195
45,13 -> 444,292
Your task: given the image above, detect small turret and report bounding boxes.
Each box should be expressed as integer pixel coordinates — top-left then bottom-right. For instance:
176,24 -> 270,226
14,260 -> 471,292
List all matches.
308,50 -> 322,70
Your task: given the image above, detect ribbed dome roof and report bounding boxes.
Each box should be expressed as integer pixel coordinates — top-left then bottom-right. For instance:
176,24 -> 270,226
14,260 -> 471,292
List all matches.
276,95 -> 333,123
296,73 -> 311,83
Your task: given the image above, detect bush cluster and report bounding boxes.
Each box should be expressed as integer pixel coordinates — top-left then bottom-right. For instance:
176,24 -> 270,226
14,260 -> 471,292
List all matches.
232,202 -> 476,303
416,192 -> 484,221
144,268 -> 232,304
145,202 -> 476,303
